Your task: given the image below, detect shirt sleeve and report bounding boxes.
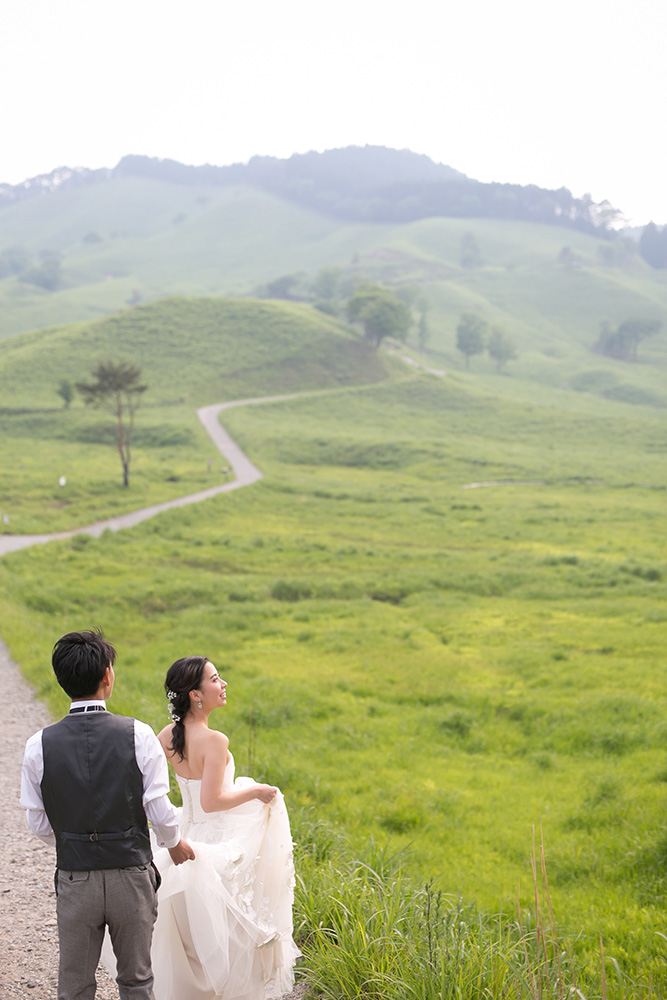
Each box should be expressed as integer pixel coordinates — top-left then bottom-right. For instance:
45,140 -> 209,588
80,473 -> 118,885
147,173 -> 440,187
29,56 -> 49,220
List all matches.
20,731 -> 56,848
134,720 -> 181,849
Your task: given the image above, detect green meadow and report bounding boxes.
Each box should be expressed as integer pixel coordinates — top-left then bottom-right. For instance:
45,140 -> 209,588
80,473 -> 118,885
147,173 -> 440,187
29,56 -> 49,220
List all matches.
1,289 -> 666,996
0,298 -> 391,532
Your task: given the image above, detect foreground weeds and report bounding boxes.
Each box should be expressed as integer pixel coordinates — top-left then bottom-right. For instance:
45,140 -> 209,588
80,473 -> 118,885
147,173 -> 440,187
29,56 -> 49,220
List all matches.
294,821 -> 651,1000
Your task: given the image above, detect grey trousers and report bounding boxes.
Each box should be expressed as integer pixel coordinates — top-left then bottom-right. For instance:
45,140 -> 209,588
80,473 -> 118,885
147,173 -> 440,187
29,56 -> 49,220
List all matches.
56,865 -> 158,1000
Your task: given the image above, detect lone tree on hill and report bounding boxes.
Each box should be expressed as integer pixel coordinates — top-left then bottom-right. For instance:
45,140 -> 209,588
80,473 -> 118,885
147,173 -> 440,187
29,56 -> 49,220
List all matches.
346,283 -> 411,348
487,327 -> 518,373
77,360 -> 147,487
456,313 -> 487,369
593,318 -> 661,362
56,378 -> 74,408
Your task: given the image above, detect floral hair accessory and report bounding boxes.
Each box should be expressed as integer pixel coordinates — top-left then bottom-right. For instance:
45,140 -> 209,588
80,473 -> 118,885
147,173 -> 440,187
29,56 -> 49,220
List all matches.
167,689 -> 181,722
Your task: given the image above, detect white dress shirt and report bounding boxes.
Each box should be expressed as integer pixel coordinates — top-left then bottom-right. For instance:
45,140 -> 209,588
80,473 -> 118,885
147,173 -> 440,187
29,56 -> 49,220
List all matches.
20,700 -> 181,850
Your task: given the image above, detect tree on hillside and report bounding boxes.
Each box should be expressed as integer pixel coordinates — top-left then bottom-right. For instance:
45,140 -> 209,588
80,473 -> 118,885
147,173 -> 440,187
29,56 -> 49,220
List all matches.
0,244 -> 31,279
417,304 -> 431,352
593,318 -> 661,362
638,222 -> 667,269
265,273 -> 306,299
20,257 -> 62,291
487,327 -> 518,373
617,318 -> 662,361
76,360 -> 147,487
394,285 -> 431,350
311,266 -> 341,300
456,313 -> 487,369
56,379 -> 74,409
346,284 -> 411,348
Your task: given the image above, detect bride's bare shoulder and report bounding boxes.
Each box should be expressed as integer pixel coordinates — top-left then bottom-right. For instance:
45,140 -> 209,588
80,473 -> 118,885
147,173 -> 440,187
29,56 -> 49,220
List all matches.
204,728 -> 229,753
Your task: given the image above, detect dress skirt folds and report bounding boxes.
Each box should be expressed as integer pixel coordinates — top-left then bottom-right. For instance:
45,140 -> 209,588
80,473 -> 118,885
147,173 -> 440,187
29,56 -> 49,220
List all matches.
104,754 -> 300,1000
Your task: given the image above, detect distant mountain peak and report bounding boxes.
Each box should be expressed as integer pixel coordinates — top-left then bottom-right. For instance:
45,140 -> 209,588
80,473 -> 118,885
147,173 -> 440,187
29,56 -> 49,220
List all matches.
0,164 -> 110,206
0,146 -> 619,236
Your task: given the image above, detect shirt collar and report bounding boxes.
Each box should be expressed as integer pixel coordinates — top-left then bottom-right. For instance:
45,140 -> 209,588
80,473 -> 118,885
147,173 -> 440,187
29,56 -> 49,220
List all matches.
69,699 -> 107,712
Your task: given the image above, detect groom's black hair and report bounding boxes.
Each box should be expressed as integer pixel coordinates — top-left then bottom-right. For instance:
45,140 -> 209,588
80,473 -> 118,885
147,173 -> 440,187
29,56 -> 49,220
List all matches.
52,628 -> 117,698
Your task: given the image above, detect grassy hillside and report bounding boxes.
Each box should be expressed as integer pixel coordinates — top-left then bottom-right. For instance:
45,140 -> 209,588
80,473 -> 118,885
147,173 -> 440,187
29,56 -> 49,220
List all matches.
1,368 -> 665,995
1,177 -> 666,413
353,216 -> 667,402
0,179 -> 386,338
0,295 -> 390,406
0,297 -> 392,532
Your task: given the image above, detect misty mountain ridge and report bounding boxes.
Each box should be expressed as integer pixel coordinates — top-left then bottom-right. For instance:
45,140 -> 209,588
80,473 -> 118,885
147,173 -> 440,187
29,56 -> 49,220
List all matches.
0,145 -> 618,236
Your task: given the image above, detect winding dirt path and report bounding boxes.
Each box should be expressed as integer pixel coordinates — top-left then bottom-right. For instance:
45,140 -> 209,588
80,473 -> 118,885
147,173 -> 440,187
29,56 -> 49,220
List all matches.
0,364 -> 445,994
0,357 -> 445,557
0,395 -> 279,556
0,389 -> 324,996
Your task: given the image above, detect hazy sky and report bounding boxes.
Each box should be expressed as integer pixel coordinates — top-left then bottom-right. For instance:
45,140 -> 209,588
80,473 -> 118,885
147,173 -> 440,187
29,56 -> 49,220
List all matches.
2,0 -> 665,225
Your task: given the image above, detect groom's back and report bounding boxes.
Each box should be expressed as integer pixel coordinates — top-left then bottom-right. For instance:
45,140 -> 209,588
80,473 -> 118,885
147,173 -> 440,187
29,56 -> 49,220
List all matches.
41,712 -> 151,871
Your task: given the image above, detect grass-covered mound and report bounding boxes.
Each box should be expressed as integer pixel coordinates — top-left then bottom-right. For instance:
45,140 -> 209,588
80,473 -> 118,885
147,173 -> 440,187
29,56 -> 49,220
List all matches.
1,173 -> 665,410
0,295 -> 389,406
1,369 -> 665,996
0,296 -> 392,532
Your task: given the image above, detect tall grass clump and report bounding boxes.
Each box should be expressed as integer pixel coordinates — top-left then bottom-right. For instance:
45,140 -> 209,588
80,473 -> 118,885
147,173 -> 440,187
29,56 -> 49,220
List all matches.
294,819 -> 599,1000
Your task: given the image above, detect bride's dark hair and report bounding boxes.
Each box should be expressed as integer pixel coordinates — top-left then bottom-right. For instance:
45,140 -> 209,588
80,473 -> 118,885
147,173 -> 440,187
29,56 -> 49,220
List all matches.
165,655 -> 209,760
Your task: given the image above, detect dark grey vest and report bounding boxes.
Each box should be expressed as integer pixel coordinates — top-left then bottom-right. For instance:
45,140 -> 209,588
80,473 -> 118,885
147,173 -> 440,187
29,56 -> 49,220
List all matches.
41,711 -> 152,871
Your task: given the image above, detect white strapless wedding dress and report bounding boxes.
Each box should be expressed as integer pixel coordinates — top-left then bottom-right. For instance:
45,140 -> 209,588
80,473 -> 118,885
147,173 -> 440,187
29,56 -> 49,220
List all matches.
150,754 -> 299,1000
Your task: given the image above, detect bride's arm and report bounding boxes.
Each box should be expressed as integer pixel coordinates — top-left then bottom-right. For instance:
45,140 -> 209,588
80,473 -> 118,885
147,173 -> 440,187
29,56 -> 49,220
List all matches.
200,731 -> 276,813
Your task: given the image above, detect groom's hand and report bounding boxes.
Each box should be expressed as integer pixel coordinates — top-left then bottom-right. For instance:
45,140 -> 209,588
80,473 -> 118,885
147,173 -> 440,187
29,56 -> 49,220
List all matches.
168,838 -> 195,865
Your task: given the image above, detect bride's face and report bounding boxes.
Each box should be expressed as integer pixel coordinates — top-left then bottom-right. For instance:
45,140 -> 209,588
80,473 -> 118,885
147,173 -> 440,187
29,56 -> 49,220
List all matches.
197,661 -> 227,711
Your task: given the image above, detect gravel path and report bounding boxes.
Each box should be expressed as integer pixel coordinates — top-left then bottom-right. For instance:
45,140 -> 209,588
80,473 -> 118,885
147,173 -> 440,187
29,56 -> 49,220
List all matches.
0,641 -> 307,999
4,379 -> 454,995
0,373 -> 442,557
0,396 -> 270,556
0,393 -> 317,997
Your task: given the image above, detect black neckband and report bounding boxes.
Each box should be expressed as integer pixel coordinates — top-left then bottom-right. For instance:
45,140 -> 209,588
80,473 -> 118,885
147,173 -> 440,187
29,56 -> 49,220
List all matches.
69,705 -> 106,714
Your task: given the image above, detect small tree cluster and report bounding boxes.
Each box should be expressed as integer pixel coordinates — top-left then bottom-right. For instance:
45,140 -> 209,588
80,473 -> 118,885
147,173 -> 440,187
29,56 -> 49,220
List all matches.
20,257 -> 63,291
456,313 -> 518,372
346,283 -> 411,348
638,222 -> 667,269
0,244 -> 31,279
593,318 -> 661,362
263,272 -> 308,299
487,327 -> 518,372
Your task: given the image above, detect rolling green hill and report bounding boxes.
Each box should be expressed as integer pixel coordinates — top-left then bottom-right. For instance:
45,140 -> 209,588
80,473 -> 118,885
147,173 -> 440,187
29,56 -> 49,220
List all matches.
0,179 -> 387,337
0,297 -> 393,532
1,173 -> 666,413
0,295 -> 391,406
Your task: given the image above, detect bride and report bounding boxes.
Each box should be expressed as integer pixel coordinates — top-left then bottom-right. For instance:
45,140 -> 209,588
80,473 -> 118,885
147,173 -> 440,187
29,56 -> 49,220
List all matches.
152,655 -> 300,1000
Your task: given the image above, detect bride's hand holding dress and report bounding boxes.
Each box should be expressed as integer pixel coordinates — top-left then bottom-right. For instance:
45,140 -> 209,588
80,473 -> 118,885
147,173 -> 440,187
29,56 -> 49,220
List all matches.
150,656 -> 300,1000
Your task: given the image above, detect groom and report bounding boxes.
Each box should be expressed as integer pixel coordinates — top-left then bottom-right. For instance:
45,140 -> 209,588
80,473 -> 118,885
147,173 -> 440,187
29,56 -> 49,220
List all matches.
20,628 -> 195,1000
